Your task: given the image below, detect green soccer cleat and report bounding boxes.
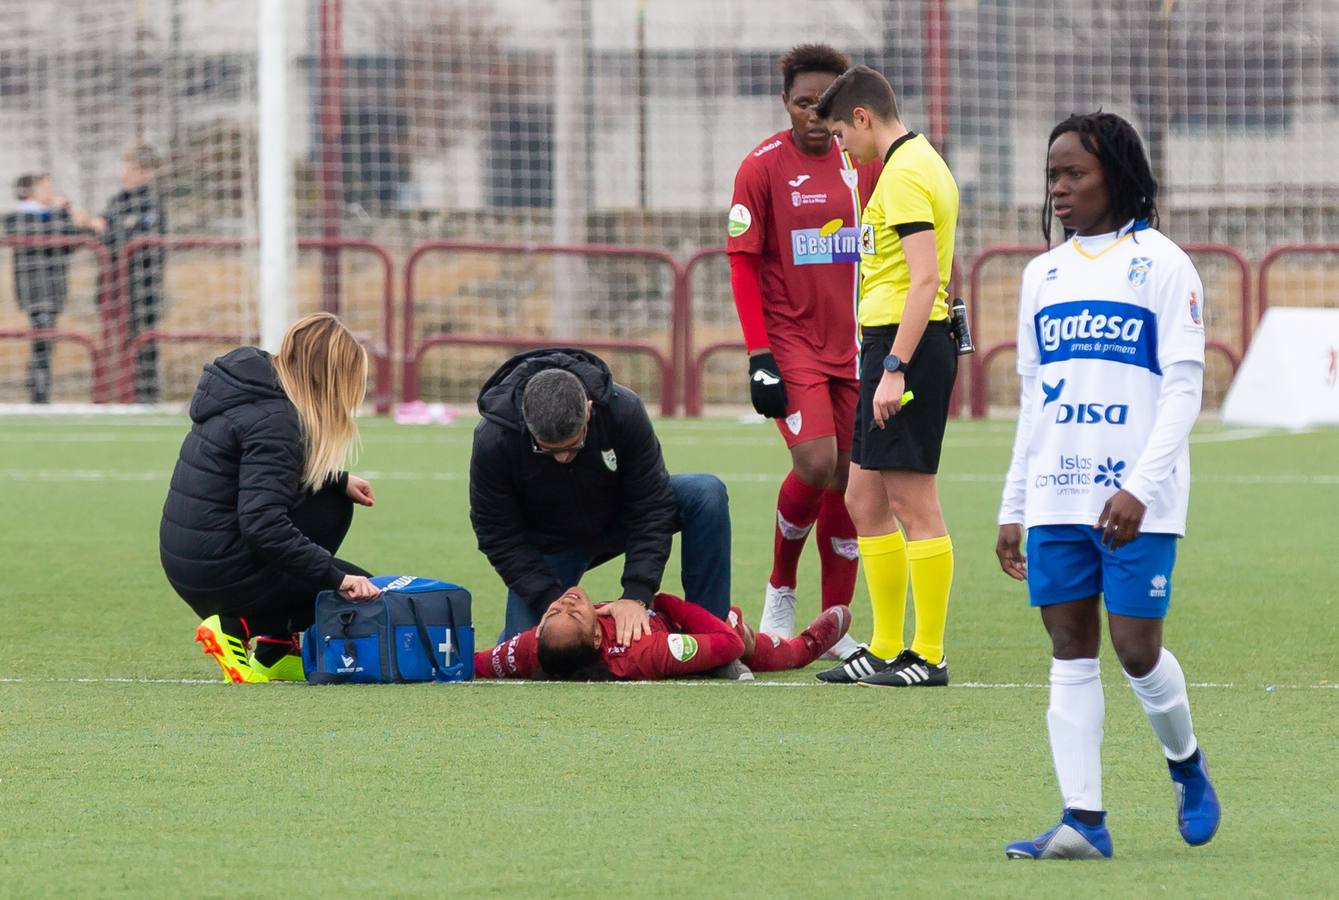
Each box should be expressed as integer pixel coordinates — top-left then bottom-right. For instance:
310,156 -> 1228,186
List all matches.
249,652 -> 306,682
250,635 -> 306,682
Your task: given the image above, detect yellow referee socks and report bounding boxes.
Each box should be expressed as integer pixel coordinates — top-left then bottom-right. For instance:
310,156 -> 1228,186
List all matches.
909,535 -> 954,665
858,531 -> 908,660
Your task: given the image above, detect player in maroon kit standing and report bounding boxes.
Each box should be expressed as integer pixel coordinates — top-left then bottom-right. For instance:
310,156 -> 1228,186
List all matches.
475,588 -> 852,681
727,45 -> 880,657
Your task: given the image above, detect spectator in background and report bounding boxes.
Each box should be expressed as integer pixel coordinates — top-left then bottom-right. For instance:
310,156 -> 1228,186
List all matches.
3,173 -> 100,403
99,144 -> 167,403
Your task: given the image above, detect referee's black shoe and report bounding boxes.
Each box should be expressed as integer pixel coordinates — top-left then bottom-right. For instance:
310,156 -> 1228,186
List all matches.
815,646 -> 892,683
858,649 -> 948,687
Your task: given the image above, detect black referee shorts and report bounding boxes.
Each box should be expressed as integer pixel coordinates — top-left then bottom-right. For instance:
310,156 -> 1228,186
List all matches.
851,321 -> 958,473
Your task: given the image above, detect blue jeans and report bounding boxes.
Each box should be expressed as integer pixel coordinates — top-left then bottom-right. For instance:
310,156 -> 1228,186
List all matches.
500,473 -> 731,641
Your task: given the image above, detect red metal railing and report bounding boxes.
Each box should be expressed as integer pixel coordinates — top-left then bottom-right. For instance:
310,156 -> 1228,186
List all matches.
681,247 -> 728,418
114,236 -> 395,411
4,234 -> 1283,416
967,244 -> 1043,418
0,235 -> 119,402
1258,243 -> 1339,319
0,329 -> 104,402
401,240 -> 684,417
682,250 -> 968,417
968,242 -> 1253,417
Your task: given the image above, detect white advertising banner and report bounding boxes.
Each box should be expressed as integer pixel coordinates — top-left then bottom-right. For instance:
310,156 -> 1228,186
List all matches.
1222,308 -> 1339,429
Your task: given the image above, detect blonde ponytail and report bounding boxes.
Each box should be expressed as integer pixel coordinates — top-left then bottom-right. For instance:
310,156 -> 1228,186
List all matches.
271,312 -> 368,491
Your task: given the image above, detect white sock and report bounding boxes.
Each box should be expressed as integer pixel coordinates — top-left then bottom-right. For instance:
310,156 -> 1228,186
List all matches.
1125,648 -> 1198,761
1047,657 -> 1104,811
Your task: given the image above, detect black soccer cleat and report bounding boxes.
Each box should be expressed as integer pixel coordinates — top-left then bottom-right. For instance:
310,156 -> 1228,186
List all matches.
858,649 -> 949,687
816,646 -> 892,684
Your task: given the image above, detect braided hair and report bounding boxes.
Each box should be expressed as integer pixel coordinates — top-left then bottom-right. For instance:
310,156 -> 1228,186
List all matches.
1043,111 -> 1159,246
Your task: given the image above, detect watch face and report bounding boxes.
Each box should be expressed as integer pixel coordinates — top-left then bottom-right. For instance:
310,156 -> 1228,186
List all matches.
883,354 -> 903,373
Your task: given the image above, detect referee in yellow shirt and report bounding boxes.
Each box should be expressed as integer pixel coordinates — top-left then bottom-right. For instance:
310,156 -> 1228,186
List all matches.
813,66 -> 959,686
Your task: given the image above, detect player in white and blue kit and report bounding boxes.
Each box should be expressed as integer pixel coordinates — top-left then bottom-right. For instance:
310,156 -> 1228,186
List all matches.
996,112 -> 1221,860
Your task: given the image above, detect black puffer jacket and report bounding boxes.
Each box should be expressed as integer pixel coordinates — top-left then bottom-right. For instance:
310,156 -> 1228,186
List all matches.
468,348 -> 676,613
160,347 -> 346,610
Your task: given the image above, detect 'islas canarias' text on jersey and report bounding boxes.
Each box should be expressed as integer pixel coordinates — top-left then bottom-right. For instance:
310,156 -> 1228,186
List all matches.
727,130 -> 881,376
1013,224 -> 1205,535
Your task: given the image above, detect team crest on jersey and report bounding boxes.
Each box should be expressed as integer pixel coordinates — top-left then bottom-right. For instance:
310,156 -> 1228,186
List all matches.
785,411 -> 803,435
840,168 -> 859,189
859,223 -> 876,255
601,448 -> 618,471
1188,290 -> 1202,325
1127,256 -> 1154,287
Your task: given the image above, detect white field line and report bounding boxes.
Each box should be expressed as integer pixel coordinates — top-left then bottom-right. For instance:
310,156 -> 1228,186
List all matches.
7,468 -> 1339,486
0,676 -> 1332,690
1190,428 -> 1308,443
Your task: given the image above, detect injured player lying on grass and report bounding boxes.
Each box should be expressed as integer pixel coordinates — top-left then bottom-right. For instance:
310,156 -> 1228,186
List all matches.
476,587 -> 851,681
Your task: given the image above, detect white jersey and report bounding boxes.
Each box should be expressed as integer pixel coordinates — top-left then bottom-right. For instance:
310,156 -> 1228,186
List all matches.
1008,224 -> 1205,535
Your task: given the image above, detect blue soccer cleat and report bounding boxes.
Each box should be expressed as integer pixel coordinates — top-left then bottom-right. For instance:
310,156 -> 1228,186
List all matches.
1005,809 -> 1113,860
1168,748 -> 1221,846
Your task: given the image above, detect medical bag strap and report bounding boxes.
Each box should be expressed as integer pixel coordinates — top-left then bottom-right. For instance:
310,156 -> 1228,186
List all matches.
337,608 -> 359,662
407,593 -> 457,681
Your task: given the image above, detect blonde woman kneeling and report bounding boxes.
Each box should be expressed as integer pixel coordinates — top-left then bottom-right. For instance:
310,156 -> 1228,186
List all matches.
160,313 -> 379,683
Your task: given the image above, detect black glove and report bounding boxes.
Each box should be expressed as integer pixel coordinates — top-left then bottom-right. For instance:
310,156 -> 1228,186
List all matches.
748,351 -> 788,419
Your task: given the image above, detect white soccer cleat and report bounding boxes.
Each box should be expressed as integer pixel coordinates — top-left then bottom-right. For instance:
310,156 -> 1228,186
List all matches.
759,584 -> 797,638
823,632 -> 862,661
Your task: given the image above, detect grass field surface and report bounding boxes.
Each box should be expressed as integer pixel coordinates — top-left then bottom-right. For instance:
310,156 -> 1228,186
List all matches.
3,414 -> 1336,897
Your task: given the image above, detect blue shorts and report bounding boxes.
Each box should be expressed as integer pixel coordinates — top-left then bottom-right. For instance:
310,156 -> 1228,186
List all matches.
1026,525 -> 1178,619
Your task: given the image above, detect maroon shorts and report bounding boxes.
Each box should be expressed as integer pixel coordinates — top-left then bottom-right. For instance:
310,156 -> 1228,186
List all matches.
772,364 -> 859,452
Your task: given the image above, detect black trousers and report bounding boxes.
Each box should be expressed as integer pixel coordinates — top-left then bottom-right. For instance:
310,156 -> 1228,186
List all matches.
127,282 -> 162,403
26,307 -> 56,404
186,483 -> 370,636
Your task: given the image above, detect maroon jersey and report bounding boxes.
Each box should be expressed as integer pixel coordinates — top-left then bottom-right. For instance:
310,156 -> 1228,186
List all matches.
477,627 -> 540,679
474,594 -> 743,680
727,130 -> 882,377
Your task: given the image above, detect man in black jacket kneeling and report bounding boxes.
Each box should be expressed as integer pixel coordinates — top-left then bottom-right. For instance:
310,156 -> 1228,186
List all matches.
469,348 -> 734,662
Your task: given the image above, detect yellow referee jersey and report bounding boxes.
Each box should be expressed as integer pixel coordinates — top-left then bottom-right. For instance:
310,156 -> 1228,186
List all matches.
857,132 -> 959,327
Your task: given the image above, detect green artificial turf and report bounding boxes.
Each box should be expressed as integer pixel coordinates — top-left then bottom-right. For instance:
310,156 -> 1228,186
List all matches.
2,415 -> 1335,897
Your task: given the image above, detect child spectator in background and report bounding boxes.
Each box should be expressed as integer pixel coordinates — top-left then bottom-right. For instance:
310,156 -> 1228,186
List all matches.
3,173 -> 100,403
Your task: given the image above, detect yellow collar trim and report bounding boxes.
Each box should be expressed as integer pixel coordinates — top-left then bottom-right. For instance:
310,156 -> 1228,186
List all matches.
1070,231 -> 1133,261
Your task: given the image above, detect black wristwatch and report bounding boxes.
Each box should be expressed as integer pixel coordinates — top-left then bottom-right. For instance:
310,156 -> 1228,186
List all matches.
882,353 -> 908,374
